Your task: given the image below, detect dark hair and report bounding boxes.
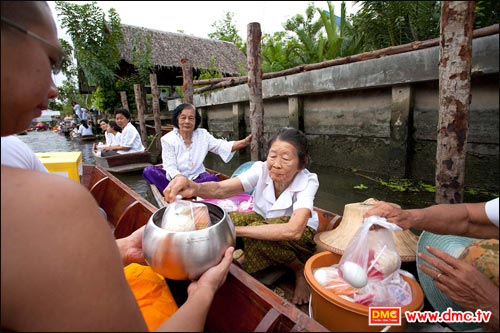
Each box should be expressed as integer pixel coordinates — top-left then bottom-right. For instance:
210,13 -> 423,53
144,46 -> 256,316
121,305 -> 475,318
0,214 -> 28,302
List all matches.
80,119 -> 89,129
267,127 -> 311,169
99,118 -> 109,125
114,109 -> 131,120
108,120 -> 121,133
172,103 -> 201,129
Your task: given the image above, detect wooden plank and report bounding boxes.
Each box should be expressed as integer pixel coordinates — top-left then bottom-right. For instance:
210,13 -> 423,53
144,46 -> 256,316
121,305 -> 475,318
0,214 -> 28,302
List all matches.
106,163 -> 152,173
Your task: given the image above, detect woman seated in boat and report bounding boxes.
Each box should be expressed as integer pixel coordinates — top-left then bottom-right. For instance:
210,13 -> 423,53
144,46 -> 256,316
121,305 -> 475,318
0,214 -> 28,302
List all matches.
99,119 -> 122,147
143,103 -> 252,192
77,119 -> 93,137
101,109 -> 145,157
165,127 -> 319,306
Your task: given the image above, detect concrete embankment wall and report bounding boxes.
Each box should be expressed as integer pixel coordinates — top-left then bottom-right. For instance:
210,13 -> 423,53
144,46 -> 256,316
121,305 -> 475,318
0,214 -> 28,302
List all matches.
169,34 -> 499,192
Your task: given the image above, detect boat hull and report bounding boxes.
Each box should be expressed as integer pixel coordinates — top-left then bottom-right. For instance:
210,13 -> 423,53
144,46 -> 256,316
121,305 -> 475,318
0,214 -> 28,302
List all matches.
92,149 -> 152,173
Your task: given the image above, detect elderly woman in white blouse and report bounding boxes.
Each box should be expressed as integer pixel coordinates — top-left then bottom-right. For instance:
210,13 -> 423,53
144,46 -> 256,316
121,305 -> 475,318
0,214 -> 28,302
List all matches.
143,103 -> 251,192
164,127 -> 319,306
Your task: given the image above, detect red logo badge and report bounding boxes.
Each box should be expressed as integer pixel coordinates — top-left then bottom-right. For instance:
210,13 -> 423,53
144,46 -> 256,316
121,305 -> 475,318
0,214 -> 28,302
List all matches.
369,307 -> 401,326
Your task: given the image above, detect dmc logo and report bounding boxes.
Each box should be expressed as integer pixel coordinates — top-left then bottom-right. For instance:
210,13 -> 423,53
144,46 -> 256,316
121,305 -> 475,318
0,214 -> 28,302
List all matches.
369,307 -> 401,326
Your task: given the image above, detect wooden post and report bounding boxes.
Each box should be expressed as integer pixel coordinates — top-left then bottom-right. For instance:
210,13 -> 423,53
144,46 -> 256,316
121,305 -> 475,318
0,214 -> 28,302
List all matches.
435,1 -> 475,204
389,84 -> 412,177
199,107 -> 208,130
120,91 -> 129,111
133,84 -> 148,147
247,22 -> 264,161
233,102 -> 245,141
288,96 -> 304,132
181,58 -> 194,104
150,74 -> 163,152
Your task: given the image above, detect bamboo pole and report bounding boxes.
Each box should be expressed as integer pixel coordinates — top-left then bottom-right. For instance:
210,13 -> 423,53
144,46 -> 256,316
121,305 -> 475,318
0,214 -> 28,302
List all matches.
191,24 -> 498,94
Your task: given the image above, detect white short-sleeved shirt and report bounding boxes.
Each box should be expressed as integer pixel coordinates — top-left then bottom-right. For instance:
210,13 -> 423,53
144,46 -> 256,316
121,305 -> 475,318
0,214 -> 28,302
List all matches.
108,132 -> 122,147
118,122 -> 145,154
78,124 -> 93,136
1,135 -> 48,173
485,197 -> 499,227
104,132 -> 113,146
237,161 -> 320,230
162,128 -> 234,180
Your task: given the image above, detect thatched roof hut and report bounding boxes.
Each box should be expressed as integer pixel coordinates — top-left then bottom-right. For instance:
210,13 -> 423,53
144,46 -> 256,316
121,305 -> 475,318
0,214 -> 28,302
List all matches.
79,24 -> 247,93
120,24 -> 246,77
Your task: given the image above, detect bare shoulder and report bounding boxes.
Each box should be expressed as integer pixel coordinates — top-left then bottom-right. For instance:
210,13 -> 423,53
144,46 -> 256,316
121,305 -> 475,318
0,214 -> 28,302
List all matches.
1,166 -> 145,331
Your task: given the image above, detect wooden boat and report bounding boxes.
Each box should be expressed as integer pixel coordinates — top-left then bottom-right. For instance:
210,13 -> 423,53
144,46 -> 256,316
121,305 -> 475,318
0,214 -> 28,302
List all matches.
81,164 -> 330,332
77,134 -> 97,141
92,148 -> 152,173
145,123 -> 174,136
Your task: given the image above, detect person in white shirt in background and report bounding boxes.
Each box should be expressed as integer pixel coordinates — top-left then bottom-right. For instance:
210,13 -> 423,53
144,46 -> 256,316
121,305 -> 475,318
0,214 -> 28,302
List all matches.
72,101 -> 82,119
106,120 -> 122,146
77,119 -> 93,137
1,135 -> 47,172
98,119 -> 112,145
101,109 -> 144,156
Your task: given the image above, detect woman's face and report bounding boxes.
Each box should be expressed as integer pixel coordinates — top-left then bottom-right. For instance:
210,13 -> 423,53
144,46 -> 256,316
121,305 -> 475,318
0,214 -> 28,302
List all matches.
266,139 -> 301,185
99,122 -> 109,132
177,108 -> 196,134
115,113 -> 129,129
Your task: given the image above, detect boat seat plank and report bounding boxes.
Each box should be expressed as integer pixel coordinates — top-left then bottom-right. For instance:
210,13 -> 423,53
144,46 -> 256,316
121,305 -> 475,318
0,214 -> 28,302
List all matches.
253,308 -> 282,332
106,163 -> 152,173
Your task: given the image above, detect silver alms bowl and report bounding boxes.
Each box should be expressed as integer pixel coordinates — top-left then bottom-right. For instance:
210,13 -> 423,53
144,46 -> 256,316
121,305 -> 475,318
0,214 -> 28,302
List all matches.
143,201 -> 236,280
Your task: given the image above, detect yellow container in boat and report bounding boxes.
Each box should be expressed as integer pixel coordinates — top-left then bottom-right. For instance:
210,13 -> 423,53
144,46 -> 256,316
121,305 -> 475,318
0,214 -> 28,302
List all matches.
36,152 -> 83,183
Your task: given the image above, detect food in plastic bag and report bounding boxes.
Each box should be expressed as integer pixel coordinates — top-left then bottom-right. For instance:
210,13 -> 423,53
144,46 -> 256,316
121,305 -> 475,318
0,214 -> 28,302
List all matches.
339,215 -> 402,288
340,261 -> 368,288
313,265 -> 358,297
161,195 -> 211,231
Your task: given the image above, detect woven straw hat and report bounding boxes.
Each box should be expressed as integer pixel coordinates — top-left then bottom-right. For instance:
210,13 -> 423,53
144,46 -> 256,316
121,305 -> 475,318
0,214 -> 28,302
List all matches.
314,198 -> 419,262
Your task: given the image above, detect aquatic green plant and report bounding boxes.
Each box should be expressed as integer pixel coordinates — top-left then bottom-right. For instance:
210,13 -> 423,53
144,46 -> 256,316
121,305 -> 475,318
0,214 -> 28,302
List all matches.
353,184 -> 368,190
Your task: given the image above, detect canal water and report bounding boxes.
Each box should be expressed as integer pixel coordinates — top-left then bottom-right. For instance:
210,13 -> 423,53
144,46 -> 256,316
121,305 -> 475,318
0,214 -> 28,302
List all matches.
17,130 -> 493,215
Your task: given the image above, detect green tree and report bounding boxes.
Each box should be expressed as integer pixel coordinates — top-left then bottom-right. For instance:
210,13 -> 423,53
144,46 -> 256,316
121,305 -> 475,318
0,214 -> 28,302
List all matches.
317,1 -> 363,59
261,32 -> 295,73
284,2 -> 325,65
475,0 -> 500,29
55,1 -> 123,113
350,1 -> 441,51
208,11 -> 244,51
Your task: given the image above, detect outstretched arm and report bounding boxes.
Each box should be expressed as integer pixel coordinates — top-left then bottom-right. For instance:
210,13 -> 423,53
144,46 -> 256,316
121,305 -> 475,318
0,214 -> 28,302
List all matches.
364,201 -> 498,239
231,134 -> 252,152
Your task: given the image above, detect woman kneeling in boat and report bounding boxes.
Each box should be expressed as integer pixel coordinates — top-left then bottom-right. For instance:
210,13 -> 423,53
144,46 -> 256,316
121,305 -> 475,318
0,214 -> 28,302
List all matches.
143,103 -> 251,192
101,109 -> 145,157
165,127 -> 319,305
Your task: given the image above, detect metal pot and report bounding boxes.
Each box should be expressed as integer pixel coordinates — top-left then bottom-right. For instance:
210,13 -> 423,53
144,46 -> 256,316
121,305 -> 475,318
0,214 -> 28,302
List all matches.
143,201 -> 236,280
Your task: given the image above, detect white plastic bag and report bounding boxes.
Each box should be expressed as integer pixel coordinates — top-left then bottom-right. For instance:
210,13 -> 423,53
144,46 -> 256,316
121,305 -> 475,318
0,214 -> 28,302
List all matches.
161,195 -> 211,231
338,216 -> 402,288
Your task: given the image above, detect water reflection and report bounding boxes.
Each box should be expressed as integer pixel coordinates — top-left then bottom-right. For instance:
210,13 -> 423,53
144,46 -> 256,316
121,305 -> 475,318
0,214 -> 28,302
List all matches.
17,131 -> 492,215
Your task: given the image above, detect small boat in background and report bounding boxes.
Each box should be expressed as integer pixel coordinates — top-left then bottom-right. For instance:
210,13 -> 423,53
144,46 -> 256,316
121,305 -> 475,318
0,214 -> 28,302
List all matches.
78,134 -> 97,141
92,148 -> 152,173
82,164 -> 330,332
